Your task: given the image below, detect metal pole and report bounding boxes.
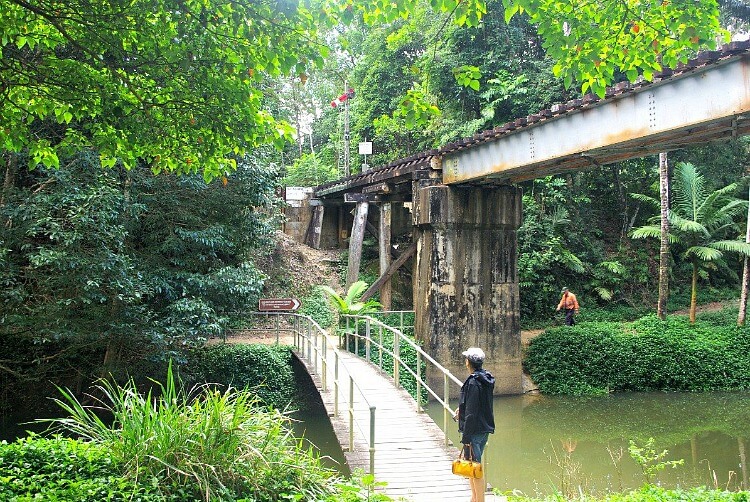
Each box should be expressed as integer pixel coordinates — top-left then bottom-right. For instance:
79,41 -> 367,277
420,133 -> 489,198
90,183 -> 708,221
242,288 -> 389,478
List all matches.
345,316 -> 350,350
444,373 -> 450,447
369,406 -> 376,475
349,376 -> 354,452
394,330 -> 400,388
416,351 -> 423,412
321,338 -> 327,391
313,324 -> 318,374
334,352 -> 340,415
365,318 -> 371,362
355,318 -> 359,356
307,318 -> 312,361
275,314 -> 280,345
378,325 -> 383,369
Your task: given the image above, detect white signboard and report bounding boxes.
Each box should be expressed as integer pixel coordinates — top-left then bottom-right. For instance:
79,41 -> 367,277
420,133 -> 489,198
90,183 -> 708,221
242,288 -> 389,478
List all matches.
285,186 -> 313,200
358,142 -> 373,155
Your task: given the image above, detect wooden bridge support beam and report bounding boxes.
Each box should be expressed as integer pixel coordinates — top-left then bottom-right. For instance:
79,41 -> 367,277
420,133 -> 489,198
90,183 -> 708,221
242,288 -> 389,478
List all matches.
413,184 -> 523,396
378,202 -> 392,310
346,201 -> 369,287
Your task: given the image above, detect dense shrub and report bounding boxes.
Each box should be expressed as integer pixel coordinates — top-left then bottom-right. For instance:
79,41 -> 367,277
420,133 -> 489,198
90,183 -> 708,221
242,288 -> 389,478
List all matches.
182,344 -> 295,408
524,314 -> 750,395
0,436 -> 167,501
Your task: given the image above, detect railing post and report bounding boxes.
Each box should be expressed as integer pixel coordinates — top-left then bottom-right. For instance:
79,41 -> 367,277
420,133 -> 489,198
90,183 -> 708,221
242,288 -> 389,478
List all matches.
345,316 -> 350,350
393,330 -> 400,388
334,352 -> 340,415
307,318 -> 312,361
400,311 -> 404,335
313,323 -> 318,374
378,325 -> 383,369
365,318 -> 371,362
416,351 -> 423,412
369,406 -> 376,475
444,373 -> 450,447
275,313 -> 280,345
354,318 -> 359,356
321,337 -> 327,391
349,376 -> 355,452
296,316 -> 300,349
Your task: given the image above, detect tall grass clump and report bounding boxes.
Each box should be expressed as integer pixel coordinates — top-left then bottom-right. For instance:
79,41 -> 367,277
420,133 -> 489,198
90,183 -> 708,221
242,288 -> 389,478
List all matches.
43,364 -> 340,501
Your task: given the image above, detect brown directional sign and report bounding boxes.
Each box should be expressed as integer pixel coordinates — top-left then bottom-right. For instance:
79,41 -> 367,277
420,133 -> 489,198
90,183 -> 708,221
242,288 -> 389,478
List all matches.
258,298 -> 301,311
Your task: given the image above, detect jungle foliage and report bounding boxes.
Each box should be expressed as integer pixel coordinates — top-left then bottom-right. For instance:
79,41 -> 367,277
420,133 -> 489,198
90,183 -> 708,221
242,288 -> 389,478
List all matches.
0,150 -> 281,392
182,344 -> 296,409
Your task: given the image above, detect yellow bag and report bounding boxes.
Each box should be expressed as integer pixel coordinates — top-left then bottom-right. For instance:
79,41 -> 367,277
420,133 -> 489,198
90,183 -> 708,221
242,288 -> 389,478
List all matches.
451,446 -> 483,479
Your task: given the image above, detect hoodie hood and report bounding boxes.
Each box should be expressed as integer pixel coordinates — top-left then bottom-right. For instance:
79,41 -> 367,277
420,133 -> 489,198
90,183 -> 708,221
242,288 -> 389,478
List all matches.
473,368 -> 495,387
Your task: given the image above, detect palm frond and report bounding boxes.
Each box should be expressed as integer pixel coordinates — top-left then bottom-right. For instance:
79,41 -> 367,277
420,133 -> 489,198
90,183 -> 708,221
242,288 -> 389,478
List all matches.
684,246 -> 723,262
598,261 -> 625,275
629,225 -> 661,239
629,192 -> 660,209
710,240 -> 750,257
344,280 -> 368,305
672,162 -> 706,221
594,286 -> 613,301
668,212 -> 708,236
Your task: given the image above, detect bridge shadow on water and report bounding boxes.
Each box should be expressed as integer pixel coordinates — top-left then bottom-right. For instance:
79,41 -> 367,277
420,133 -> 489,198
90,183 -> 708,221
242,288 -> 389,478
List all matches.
289,355 -> 350,475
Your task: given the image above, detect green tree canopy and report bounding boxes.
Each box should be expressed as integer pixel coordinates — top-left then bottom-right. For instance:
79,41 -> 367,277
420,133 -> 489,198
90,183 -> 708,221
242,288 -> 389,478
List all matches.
2,0 -> 725,177
1,0 -> 330,179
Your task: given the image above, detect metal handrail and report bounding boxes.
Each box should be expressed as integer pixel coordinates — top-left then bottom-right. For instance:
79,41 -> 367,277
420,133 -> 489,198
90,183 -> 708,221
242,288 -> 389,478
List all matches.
233,312 -> 377,475
341,313 -> 464,446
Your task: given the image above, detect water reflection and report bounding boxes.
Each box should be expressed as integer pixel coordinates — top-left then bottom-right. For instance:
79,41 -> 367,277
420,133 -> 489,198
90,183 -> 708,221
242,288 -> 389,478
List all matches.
428,392 -> 750,496
289,357 -> 350,474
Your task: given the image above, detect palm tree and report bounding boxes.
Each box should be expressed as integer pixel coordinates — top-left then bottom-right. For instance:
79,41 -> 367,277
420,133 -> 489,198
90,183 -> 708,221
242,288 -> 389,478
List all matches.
631,162 -> 750,323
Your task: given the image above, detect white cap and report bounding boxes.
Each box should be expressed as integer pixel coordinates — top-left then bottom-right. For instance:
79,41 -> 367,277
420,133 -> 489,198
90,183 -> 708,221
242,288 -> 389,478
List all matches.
462,347 -> 485,364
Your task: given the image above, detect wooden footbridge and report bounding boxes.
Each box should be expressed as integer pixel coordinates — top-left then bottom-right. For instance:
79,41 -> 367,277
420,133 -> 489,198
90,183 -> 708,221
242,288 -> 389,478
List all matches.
236,312 -> 483,501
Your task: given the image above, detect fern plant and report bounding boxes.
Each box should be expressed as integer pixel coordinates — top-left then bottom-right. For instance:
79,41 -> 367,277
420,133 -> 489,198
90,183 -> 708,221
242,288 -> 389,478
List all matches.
320,281 -> 382,316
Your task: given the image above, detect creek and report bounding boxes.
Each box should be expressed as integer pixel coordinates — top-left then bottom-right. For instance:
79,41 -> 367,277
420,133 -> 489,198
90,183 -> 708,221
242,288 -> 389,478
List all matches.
426,391 -> 750,496
295,389 -> 750,495
4,365 -> 749,496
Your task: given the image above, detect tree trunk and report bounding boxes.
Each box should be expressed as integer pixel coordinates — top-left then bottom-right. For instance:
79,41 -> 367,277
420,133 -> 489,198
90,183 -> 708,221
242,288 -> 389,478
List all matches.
1,152 -> 16,209
690,261 -> 698,324
738,184 -> 750,325
657,152 -> 670,320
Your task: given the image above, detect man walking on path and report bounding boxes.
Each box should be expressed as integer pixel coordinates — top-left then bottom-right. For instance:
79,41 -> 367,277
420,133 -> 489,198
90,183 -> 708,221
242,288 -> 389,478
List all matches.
556,287 -> 579,326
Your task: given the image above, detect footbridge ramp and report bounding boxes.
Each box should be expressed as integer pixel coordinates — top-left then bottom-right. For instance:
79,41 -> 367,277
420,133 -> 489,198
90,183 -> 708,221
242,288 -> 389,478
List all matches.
237,312 -> 483,501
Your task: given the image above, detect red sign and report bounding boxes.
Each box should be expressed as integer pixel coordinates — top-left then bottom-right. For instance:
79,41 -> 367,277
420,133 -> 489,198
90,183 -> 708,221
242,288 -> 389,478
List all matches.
258,298 -> 301,311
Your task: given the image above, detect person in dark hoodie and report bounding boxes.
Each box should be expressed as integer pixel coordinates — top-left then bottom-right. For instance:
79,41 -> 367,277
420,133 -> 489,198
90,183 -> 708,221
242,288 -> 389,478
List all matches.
456,347 -> 495,502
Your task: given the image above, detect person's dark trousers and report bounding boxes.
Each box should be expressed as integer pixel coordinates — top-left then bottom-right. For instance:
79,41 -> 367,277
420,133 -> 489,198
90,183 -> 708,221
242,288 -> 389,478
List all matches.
565,309 -> 576,326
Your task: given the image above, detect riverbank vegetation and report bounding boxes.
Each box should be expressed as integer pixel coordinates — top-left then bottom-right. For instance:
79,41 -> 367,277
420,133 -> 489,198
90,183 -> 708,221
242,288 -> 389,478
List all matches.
0,360 -> 377,501
525,308 -> 750,395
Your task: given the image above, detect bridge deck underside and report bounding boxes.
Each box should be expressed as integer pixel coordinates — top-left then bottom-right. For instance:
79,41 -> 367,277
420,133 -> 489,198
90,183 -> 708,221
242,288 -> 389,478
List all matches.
294,349 -> 472,502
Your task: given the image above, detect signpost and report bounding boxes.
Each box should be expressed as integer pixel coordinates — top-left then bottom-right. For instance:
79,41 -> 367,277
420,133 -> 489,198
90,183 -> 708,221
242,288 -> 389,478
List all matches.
258,298 -> 301,311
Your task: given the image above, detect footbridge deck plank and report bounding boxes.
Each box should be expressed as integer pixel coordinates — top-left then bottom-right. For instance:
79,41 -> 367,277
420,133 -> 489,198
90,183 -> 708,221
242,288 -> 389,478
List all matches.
294,347 -> 472,502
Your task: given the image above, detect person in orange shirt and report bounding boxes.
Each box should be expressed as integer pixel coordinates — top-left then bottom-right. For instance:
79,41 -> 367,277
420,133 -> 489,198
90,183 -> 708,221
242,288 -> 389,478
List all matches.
556,287 -> 580,326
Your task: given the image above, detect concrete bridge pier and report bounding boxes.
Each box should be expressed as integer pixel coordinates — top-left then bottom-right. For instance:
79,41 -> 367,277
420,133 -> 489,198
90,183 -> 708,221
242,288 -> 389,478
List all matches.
413,184 -> 523,396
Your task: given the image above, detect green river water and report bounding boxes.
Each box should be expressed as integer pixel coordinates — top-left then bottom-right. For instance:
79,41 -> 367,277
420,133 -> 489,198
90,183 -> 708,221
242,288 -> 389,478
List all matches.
295,377 -> 750,496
